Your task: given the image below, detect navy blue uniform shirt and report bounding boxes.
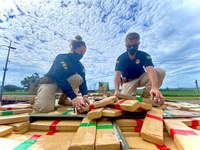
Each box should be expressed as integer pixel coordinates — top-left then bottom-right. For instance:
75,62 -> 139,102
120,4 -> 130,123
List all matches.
115,50 -> 154,80
45,53 -> 88,100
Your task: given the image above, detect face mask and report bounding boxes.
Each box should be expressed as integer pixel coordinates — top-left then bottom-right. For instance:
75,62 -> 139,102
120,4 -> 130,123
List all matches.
73,52 -> 83,60
127,44 -> 139,55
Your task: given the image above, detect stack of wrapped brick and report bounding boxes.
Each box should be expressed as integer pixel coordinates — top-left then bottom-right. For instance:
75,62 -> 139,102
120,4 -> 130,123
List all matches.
83,95 -> 152,120
2,95 -> 35,104
0,104 -> 32,137
1,131 -> 76,149
116,118 -> 143,136
0,104 -> 80,149
82,95 -> 200,149
165,101 -> 200,112
68,117 -> 120,150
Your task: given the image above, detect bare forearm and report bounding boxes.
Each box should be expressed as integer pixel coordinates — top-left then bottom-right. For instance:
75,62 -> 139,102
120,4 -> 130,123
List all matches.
114,77 -> 121,91
146,67 -> 159,89
114,71 -> 121,91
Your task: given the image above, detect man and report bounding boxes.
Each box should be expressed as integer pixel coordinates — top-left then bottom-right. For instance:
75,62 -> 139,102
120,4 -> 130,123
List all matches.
114,32 -> 165,105
34,35 -> 89,113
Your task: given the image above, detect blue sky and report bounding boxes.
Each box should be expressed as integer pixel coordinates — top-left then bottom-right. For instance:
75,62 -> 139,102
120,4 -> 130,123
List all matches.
0,0 -> 200,90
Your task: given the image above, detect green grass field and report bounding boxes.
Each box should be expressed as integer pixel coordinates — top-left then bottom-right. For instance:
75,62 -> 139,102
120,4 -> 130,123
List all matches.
3,89 -> 200,101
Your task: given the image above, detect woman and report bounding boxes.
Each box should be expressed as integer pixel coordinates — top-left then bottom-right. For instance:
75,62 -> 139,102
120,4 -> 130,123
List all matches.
34,35 -> 89,113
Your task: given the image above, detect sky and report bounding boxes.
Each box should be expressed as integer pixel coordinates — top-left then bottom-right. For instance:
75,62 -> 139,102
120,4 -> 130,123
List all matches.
0,0 -> 200,90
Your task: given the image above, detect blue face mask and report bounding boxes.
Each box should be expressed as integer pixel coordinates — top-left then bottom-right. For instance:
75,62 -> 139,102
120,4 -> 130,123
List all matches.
73,52 -> 83,60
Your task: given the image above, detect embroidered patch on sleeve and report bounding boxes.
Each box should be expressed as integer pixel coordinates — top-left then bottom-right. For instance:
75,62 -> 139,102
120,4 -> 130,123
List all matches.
146,55 -> 152,59
116,60 -> 120,64
60,61 -> 67,70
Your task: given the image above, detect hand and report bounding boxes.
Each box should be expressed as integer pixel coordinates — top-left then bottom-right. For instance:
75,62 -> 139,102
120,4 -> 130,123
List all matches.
149,88 -> 165,105
114,90 -> 120,97
83,95 -> 90,105
72,97 -> 86,109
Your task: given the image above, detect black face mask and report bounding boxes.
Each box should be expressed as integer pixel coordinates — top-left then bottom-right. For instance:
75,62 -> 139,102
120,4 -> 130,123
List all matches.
127,44 -> 139,55
73,52 -> 83,60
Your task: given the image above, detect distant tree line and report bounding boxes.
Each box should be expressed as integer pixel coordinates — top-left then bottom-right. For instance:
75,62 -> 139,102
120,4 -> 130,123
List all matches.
3,72 -> 40,94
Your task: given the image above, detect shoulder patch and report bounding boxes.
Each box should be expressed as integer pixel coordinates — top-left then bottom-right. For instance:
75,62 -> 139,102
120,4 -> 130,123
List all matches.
116,60 -> 120,64
60,61 -> 67,70
146,55 -> 151,59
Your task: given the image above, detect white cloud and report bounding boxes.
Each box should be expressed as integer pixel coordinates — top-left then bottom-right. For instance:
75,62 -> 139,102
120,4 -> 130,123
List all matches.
0,0 -> 199,89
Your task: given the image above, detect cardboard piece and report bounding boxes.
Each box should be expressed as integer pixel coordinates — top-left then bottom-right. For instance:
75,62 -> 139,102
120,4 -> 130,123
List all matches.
86,108 -> 104,120
68,118 -> 96,150
140,108 -> 164,146
0,114 -> 29,125
0,108 -> 33,116
0,125 -> 13,137
95,118 -> 120,150
82,96 -> 118,112
102,108 -> 123,117
164,119 -> 200,150
30,120 -> 81,131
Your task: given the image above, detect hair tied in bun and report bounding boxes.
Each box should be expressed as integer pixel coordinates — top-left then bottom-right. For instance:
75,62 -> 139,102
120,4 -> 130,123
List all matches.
75,35 -> 82,41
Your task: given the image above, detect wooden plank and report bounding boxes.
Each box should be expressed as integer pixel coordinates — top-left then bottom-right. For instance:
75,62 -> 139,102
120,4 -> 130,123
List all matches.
140,108 -> 164,145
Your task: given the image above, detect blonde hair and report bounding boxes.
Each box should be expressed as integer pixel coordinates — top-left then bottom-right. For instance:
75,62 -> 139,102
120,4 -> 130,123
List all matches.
70,35 -> 86,50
